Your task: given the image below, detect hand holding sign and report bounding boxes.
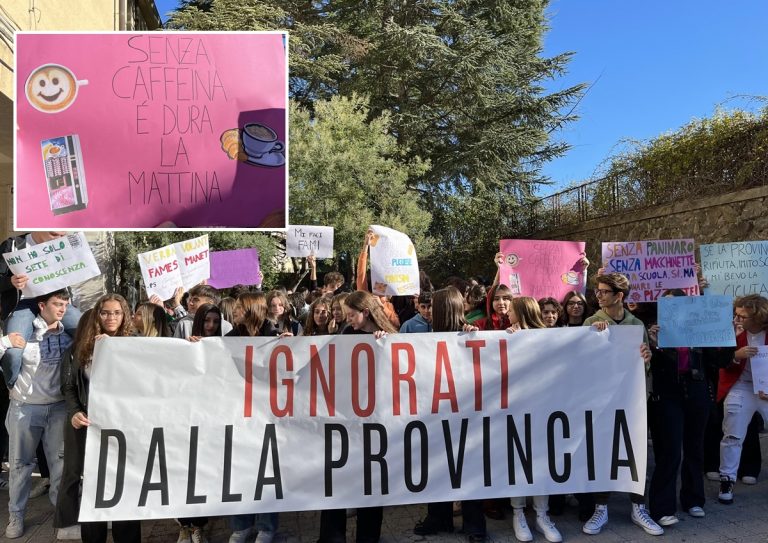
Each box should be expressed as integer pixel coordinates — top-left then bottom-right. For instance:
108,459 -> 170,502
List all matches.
3,232 -> 101,297
368,225 -> 419,296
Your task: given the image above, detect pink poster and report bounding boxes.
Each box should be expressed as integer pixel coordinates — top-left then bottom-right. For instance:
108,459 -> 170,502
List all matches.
499,239 -> 588,300
15,32 -> 287,228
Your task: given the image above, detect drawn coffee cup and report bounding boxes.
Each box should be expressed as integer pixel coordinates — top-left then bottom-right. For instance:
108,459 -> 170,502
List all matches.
25,64 -> 89,113
241,123 -> 283,157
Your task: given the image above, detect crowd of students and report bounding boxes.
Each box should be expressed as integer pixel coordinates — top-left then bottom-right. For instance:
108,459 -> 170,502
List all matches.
0,232 -> 766,543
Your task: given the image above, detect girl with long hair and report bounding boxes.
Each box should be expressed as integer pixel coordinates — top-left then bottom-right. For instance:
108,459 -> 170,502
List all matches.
132,302 -> 171,337
318,291 -> 396,543
559,291 -> 592,327
226,292 -> 280,543
329,292 -> 350,334
412,287 -> 487,541
265,290 -> 302,336
189,303 -> 223,340
302,297 -> 332,336
55,295 -> 140,543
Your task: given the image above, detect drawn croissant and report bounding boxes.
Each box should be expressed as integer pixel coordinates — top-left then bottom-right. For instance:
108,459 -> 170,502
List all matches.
220,129 -> 247,161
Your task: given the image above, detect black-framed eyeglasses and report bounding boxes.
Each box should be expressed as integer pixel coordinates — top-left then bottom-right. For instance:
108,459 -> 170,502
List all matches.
594,288 -> 616,297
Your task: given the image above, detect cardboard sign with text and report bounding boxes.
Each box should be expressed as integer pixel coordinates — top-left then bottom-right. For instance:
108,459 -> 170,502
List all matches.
286,226 -> 334,259
369,225 -> 419,296
16,32 -> 287,228
138,235 -> 209,300
499,239 -> 587,299
601,239 -> 699,302
2,232 -> 101,297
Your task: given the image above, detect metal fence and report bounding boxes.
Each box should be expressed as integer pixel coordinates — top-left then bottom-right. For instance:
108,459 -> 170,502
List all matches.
527,160 -> 768,234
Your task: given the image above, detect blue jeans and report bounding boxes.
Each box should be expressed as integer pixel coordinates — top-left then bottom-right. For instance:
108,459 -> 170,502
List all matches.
1,300 -> 81,387
230,512 -> 278,533
5,399 -> 66,514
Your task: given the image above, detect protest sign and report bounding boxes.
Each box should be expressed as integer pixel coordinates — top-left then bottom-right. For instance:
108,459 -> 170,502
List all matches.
700,241 -> 768,297
657,294 -> 736,348
286,226 -> 334,258
208,248 -> 261,289
601,239 -> 699,302
499,240 -> 587,299
2,232 -> 100,297
15,32 -> 286,228
751,347 -> 768,395
369,225 -> 419,296
80,326 -> 647,521
138,235 -> 209,300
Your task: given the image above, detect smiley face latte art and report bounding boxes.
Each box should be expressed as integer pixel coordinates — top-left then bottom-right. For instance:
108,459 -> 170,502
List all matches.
25,64 -> 81,113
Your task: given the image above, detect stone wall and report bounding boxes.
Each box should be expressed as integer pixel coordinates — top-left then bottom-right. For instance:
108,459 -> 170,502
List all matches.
535,184 -> 768,269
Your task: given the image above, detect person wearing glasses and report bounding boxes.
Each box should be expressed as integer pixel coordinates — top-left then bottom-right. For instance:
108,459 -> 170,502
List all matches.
56,294 -> 141,543
716,294 -> 768,505
581,273 -> 661,537
558,291 -> 592,327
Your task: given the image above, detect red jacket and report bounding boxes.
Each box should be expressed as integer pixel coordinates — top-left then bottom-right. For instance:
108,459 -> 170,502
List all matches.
717,330 -> 768,402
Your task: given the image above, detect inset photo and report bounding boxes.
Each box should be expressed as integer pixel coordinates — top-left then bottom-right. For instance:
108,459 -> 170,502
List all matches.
14,31 -> 287,229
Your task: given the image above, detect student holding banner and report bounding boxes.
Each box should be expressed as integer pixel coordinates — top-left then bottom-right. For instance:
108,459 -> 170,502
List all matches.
226,291 -> 280,543
56,294 -> 141,543
502,297 -> 563,543
411,287 -> 487,542
581,273 -> 662,537
302,297 -> 333,336
318,291 -> 397,543
717,294 -> 768,505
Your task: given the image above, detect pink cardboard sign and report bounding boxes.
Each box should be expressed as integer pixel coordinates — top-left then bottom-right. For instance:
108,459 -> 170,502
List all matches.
15,32 -> 287,228
499,239 -> 587,300
208,248 -> 261,289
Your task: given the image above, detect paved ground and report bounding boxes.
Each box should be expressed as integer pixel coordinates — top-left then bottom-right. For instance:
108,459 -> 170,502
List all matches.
2,436 -> 768,543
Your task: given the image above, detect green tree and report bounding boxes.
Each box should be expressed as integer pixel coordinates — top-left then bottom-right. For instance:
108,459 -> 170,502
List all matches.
289,94 -> 433,269
169,0 -> 584,280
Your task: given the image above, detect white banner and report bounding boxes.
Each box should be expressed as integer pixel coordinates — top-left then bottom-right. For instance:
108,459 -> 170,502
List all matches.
286,225 -> 334,258
2,232 -> 100,297
80,326 -> 647,521
138,235 -> 209,300
369,225 -> 419,296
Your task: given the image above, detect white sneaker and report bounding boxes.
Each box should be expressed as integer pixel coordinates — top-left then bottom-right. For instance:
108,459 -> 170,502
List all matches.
177,526 -> 192,543
631,503 -> 664,536
535,514 -> 562,543
688,506 -> 705,518
229,528 -> 252,543
255,530 -> 275,543
582,505 -> 608,535
658,515 -> 679,526
190,527 -> 209,543
512,510 -> 532,542
5,512 -> 24,539
29,477 -> 50,498
705,471 -> 720,481
57,525 -> 82,540
741,476 -> 757,485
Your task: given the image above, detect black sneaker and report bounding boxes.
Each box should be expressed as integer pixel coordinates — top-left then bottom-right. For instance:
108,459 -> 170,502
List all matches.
718,477 -> 734,504
413,516 -> 454,535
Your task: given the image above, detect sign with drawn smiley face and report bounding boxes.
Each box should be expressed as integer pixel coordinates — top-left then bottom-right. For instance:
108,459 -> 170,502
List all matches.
25,64 -> 88,113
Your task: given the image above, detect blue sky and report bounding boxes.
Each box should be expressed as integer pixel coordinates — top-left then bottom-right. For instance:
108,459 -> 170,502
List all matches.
540,0 -> 768,195
155,0 -> 768,196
